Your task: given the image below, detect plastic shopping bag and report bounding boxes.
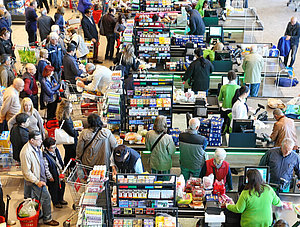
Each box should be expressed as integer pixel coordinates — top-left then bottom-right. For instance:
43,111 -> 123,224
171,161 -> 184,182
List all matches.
18,199 -> 38,218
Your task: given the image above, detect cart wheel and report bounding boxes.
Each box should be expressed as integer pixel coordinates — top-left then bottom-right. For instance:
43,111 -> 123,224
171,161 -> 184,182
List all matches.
72,204 -> 76,210
295,8 -> 298,11
63,221 -> 70,227
287,2 -> 290,6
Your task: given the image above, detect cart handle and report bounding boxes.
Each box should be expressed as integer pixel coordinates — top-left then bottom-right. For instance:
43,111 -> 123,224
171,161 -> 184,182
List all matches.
59,158 -> 81,179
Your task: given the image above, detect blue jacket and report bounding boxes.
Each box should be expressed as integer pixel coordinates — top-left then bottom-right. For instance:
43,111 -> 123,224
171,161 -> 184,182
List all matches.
285,22 -> 300,46
54,13 -> 65,33
43,148 -> 64,181
46,43 -> 63,72
63,53 -> 83,84
41,76 -> 60,103
0,17 -> 11,32
259,147 -> 300,184
77,0 -> 93,14
277,37 -> 291,57
37,59 -> 49,83
25,7 -> 38,31
189,9 -> 205,35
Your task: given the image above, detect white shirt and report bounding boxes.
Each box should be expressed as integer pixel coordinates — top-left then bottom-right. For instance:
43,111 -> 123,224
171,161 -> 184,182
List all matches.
85,65 -> 112,93
231,98 -> 248,127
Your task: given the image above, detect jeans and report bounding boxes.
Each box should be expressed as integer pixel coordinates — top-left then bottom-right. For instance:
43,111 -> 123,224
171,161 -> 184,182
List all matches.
248,83 -> 260,97
180,166 -> 201,181
38,0 -> 49,12
284,44 -> 298,67
102,1 -> 108,14
26,29 -> 37,45
32,184 -> 52,222
24,180 -> 33,199
151,169 -> 170,181
105,34 -> 116,60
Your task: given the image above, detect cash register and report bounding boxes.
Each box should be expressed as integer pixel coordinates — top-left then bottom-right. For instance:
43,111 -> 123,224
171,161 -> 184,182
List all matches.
229,119 -> 257,147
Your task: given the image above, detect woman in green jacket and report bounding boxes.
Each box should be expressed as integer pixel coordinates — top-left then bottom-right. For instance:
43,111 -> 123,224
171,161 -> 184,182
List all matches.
226,169 -> 282,227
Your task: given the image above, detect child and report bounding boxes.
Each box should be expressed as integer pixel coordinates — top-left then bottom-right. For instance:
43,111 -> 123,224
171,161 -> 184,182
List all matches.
43,137 -> 67,208
10,113 -> 30,162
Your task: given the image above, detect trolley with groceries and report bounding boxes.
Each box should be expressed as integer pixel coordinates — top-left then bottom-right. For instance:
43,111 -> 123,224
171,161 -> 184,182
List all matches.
60,159 -> 112,227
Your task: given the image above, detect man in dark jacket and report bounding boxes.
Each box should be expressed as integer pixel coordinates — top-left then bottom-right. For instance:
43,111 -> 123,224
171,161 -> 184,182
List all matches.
37,8 -> 54,41
111,145 -> 144,176
259,138 -> 300,192
0,55 -> 14,87
179,118 -> 208,181
81,8 -> 102,63
10,113 -> 30,162
63,43 -> 84,84
185,5 -> 205,35
101,8 -> 116,60
21,63 -> 38,110
25,1 -> 38,44
183,47 -> 214,94
43,137 -> 67,208
284,17 -> 300,67
46,32 -> 63,80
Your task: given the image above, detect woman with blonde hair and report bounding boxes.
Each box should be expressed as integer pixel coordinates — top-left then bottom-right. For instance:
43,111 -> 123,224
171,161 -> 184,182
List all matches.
56,98 -> 78,165
113,43 -> 140,79
8,97 -> 45,138
145,115 -> 176,180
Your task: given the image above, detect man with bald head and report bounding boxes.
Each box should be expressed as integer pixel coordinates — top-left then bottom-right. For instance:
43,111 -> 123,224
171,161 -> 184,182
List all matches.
179,117 -> 208,181
270,108 -> 297,148
0,78 -> 24,130
242,45 -> 264,97
284,17 -> 300,67
76,63 -> 112,95
21,63 -> 38,109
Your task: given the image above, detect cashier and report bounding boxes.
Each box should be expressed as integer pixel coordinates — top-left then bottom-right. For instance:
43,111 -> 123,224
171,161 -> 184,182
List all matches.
111,145 -> 144,176
270,108 -> 297,149
259,138 -> 300,190
204,148 -> 233,191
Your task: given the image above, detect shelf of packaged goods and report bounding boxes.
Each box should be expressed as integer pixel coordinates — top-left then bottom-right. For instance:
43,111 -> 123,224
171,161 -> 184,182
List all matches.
119,197 -> 175,201
117,183 -> 175,187
139,56 -> 171,59
128,115 -> 172,118
128,107 -> 171,110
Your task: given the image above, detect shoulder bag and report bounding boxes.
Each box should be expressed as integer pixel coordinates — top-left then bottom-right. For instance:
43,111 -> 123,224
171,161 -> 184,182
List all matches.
150,132 -> 166,152
55,120 -> 75,145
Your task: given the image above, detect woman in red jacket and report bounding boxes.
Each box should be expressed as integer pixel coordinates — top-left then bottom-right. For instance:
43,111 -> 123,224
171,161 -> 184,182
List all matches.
205,148 -> 233,191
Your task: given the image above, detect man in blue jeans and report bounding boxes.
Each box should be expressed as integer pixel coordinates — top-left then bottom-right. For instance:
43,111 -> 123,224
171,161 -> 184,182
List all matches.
20,131 -> 59,226
242,45 -> 264,97
284,17 -> 300,68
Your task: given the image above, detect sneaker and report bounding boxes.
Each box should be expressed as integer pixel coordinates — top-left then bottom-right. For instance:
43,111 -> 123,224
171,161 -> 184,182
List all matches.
7,220 -> 16,225
44,220 -> 59,226
54,204 -> 63,208
60,200 -> 68,205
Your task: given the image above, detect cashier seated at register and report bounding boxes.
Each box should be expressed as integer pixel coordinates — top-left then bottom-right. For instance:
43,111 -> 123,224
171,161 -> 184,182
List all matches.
111,145 -> 144,177
259,138 -> 300,190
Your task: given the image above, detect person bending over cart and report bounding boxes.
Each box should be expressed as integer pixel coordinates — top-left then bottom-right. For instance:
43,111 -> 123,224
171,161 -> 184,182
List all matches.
43,137 -> 68,208
111,145 -> 144,177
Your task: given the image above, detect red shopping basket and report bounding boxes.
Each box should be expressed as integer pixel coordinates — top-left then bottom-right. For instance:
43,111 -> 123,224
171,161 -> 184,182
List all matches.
16,199 -> 40,227
44,119 -> 59,138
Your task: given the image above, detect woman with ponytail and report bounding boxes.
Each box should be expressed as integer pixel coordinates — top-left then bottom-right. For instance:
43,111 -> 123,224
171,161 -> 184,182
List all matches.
230,85 -> 250,127
183,47 -> 214,95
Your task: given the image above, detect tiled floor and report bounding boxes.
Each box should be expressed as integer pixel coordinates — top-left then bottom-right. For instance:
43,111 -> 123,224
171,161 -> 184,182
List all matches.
4,0 -> 300,226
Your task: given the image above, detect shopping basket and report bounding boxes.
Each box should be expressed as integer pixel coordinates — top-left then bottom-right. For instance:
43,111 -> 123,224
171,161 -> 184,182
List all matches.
16,199 -> 41,227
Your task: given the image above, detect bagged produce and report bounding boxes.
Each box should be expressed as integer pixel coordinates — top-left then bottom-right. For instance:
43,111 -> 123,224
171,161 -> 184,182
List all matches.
18,199 -> 38,218
203,174 -> 214,189
267,98 -> 286,109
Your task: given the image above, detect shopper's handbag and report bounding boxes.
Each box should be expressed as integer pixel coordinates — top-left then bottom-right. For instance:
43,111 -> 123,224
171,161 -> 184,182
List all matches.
114,54 -> 126,77
55,120 -> 75,145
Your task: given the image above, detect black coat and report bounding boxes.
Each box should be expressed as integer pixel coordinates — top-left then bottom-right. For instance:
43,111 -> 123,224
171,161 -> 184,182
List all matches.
62,53 -> 83,84
183,57 -> 214,92
81,15 -> 98,41
285,22 -> 300,46
10,125 -> 29,162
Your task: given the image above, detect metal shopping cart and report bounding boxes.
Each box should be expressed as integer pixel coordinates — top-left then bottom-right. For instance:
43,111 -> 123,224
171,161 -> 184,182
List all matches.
287,0 -> 300,11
